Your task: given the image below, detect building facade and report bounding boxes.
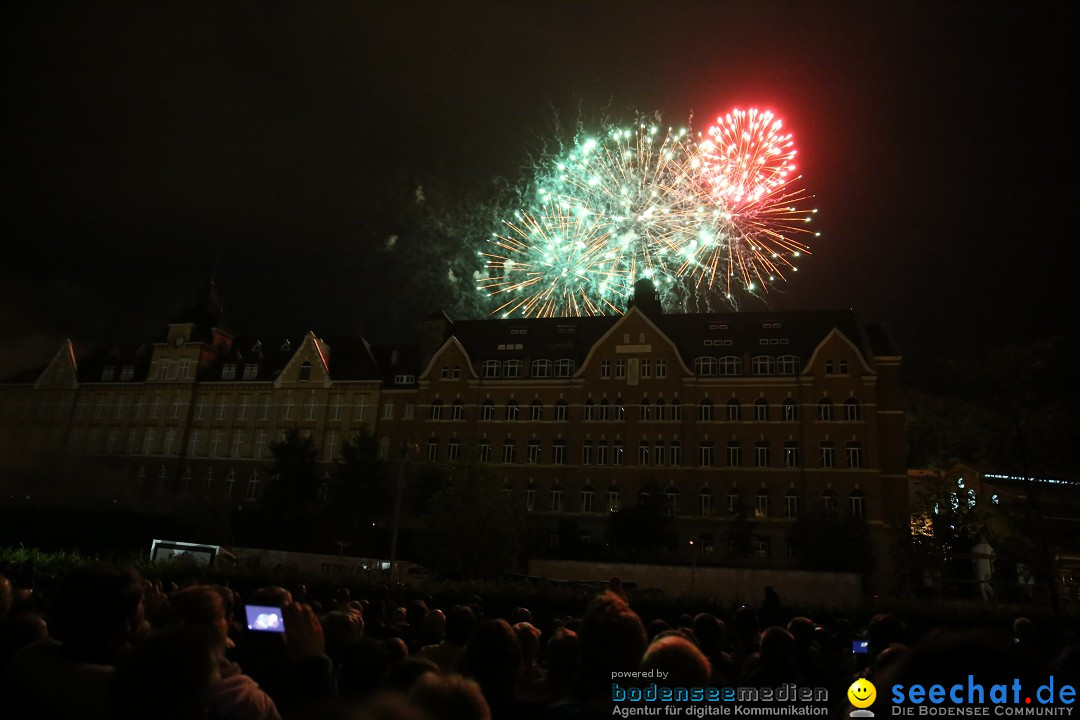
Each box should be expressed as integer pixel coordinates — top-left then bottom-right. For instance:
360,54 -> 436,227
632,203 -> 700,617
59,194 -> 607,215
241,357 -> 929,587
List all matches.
0,282 -> 907,580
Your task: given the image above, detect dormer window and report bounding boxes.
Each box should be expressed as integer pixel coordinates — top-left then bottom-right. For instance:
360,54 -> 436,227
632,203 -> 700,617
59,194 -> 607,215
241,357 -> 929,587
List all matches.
222,364 -> 236,381
394,374 -> 416,385
280,340 -> 291,352
101,366 -> 115,382
120,365 -> 135,381
298,361 -> 311,382
243,364 -> 259,380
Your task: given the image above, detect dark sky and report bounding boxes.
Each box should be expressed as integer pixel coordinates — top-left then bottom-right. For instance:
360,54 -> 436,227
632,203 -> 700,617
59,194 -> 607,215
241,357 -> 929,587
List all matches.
2,1 -> 1077,380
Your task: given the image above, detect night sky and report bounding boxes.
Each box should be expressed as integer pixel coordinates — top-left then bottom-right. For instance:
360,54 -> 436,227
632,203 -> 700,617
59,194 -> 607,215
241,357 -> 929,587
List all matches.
2,1 -> 1077,381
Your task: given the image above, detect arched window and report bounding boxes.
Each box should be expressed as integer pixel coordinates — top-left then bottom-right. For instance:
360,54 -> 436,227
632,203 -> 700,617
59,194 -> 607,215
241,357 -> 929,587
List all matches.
719,356 -> 742,375
785,489 -> 800,519
699,488 -> 714,517
817,398 -> 833,421
754,398 -> 769,421
505,400 -> 519,421
782,398 -> 798,421
584,399 -> 595,421
554,359 -> 575,377
821,489 -> 835,515
751,355 -> 776,376
599,399 -> 610,421
640,398 -> 651,421
698,398 -> 714,421
503,360 -> 522,378
849,489 -> 866,519
430,399 -> 443,421
777,355 -> 800,375
298,361 -> 312,382
555,399 -> 568,421
451,400 -> 465,420
819,441 -> 835,468
480,399 -> 495,421
581,484 -> 596,513
654,398 -> 666,421
695,356 -> 717,376
530,400 -> 544,421
754,489 -> 770,518
531,359 -> 552,378
846,441 -> 864,468
844,398 -> 862,421
481,360 -> 500,378
726,398 -> 741,421
664,486 -> 680,516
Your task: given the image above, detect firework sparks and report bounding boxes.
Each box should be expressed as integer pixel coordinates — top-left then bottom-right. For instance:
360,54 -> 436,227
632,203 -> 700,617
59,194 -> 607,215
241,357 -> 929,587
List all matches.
478,108 -> 817,317
690,108 -> 817,298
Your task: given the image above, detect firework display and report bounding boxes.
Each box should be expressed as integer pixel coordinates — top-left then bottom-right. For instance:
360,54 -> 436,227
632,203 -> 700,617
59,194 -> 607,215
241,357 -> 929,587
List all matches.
478,108 -> 817,317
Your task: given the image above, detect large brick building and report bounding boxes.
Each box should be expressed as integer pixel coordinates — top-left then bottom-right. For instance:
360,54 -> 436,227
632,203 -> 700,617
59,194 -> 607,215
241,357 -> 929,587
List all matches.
0,280 -> 907,577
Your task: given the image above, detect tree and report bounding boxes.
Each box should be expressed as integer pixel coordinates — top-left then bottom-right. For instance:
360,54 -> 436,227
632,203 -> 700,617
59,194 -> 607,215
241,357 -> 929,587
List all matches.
606,481 -> 671,555
245,428 -> 322,550
316,430 -> 390,555
420,471 -> 524,578
792,512 -> 874,577
725,506 -> 756,561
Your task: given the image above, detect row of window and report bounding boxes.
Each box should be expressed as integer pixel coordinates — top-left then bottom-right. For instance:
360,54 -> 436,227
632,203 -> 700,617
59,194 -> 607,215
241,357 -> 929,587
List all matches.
480,359 -> 577,379
693,355 -> 800,376
416,397 -> 862,423
126,464 -> 265,501
507,484 -> 867,519
411,438 -> 865,469
78,428 -> 346,463
63,393 -> 377,424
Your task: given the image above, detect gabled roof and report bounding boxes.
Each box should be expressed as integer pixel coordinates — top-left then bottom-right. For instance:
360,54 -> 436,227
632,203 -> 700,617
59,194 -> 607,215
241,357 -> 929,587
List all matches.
359,308 -> 885,380
72,343 -> 151,384
205,333 -> 382,382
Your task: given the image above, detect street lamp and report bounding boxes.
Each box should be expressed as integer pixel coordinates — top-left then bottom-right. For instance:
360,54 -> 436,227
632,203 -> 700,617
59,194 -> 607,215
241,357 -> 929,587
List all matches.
389,441 -> 414,585
689,539 -> 697,596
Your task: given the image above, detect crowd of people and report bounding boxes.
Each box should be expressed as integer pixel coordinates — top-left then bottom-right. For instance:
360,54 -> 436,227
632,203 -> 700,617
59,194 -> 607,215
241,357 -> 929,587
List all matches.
0,563 -> 1077,720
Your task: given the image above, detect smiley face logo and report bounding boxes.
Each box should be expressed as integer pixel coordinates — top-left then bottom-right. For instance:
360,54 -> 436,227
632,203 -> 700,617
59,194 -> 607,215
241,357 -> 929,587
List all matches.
848,678 -> 877,709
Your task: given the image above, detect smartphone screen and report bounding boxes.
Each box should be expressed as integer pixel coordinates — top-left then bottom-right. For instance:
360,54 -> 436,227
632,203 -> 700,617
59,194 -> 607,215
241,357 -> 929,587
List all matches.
852,639 -> 869,654
245,605 -> 285,633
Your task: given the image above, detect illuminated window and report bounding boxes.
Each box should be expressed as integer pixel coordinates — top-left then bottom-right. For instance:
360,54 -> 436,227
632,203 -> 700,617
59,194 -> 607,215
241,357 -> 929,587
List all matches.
755,490 -> 770,518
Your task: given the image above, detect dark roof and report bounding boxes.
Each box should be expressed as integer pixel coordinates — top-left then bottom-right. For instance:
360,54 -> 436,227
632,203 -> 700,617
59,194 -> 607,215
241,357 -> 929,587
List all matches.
376,308 -> 886,378
75,343 -> 152,383
656,309 -> 874,369
206,334 -> 383,383
450,316 -> 613,367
